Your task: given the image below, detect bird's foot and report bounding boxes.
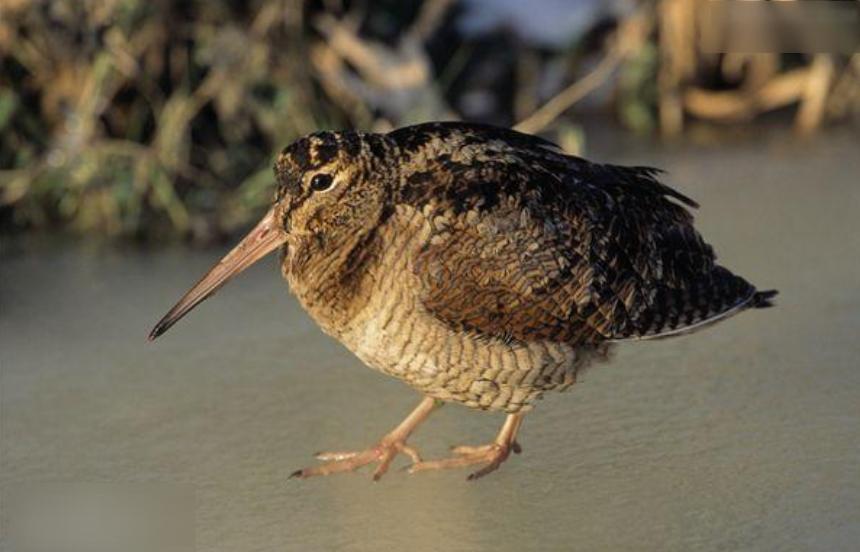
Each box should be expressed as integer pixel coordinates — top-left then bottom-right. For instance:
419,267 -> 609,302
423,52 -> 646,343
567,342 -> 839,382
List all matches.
289,436 -> 423,481
408,440 -> 522,480
288,397 -> 439,481
408,412 -> 524,480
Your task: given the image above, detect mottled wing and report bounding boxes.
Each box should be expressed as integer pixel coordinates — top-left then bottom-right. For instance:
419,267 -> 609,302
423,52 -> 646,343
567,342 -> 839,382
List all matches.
413,198 -> 603,344
410,147 -> 759,345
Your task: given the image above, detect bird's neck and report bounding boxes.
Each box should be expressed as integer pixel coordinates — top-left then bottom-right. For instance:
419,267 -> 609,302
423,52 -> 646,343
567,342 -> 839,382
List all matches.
283,224 -> 382,335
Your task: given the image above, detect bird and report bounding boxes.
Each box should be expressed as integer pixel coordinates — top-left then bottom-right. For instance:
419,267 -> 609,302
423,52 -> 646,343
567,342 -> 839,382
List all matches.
149,121 -> 776,481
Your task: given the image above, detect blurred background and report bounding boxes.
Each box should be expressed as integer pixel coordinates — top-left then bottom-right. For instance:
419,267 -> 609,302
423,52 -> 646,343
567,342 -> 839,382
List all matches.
2,0 -> 858,243
3,2 -> 860,551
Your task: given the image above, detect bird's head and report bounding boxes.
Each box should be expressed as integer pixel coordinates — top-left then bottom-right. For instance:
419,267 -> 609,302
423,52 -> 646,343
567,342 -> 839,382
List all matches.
273,131 -> 390,252
148,130 -> 393,341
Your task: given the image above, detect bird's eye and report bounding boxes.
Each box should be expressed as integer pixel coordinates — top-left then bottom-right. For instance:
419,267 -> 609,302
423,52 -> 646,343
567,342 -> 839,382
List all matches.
309,173 -> 334,192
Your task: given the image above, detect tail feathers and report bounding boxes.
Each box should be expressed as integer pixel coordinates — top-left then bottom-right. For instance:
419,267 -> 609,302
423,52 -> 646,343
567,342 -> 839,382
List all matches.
751,289 -> 778,308
610,284 -> 778,343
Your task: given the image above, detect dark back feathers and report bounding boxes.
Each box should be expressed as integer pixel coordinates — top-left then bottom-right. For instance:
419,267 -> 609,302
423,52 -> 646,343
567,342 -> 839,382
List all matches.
389,122 -> 769,345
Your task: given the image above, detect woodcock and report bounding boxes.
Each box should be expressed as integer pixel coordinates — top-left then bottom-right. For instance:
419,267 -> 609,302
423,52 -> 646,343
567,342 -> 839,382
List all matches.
150,122 -> 776,480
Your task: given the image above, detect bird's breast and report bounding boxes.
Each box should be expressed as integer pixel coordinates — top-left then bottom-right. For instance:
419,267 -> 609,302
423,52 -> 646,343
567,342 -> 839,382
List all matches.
308,205 -> 596,412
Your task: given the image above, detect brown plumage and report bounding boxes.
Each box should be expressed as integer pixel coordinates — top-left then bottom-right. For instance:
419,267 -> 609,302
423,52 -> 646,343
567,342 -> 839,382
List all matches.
150,121 -> 776,480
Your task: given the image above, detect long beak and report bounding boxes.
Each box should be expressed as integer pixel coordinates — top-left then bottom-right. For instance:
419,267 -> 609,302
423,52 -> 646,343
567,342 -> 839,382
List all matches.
148,207 -> 286,341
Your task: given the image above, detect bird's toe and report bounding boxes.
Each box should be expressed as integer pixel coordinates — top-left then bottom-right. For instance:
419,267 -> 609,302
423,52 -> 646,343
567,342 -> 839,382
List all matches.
408,441 -> 516,480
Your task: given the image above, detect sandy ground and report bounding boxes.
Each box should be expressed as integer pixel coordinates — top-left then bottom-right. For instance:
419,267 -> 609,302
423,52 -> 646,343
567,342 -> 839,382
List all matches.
2,127 -> 859,551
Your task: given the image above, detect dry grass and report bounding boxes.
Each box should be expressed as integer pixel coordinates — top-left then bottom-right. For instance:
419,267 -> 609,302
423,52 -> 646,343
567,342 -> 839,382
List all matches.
1,0 -> 339,242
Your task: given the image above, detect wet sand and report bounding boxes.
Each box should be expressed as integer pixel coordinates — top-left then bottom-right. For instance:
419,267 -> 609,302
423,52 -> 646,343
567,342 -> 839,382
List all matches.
2,128 -> 859,551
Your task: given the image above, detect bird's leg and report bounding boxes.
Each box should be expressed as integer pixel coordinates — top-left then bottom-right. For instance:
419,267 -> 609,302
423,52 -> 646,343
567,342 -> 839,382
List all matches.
409,412 -> 525,480
290,396 -> 438,481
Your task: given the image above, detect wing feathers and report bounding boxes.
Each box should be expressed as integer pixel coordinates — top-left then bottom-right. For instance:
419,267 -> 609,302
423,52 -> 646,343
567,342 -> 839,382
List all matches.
392,123 -> 769,345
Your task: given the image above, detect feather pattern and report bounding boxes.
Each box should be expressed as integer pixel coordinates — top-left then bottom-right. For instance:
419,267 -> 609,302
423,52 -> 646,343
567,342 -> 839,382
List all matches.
386,122 -> 771,345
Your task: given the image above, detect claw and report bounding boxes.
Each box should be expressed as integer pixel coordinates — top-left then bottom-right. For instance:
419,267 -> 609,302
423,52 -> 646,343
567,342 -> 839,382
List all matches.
467,456 -> 505,480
